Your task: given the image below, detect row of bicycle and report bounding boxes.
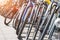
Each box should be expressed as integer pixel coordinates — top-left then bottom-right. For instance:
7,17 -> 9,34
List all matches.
4,0 -> 60,40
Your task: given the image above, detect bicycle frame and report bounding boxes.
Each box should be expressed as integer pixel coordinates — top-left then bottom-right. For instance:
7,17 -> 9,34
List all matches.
18,2 -> 35,39
38,3 -> 57,40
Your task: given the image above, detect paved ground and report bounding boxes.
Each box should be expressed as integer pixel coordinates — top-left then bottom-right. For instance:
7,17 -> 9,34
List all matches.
0,15 -> 60,40
0,15 -> 18,40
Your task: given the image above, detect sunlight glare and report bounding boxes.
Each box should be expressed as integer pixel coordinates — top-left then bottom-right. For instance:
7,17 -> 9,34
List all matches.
0,0 -> 9,6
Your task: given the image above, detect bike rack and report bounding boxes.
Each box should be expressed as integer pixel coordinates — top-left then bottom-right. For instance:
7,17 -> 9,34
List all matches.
11,0 -> 60,40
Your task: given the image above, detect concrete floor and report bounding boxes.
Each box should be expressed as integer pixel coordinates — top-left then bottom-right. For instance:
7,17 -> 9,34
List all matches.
0,15 -> 18,40
0,15 -> 60,40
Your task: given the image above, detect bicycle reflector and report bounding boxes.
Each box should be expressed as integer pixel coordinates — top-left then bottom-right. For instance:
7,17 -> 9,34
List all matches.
44,0 -> 51,5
